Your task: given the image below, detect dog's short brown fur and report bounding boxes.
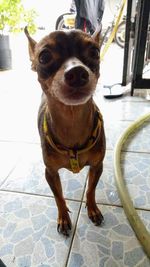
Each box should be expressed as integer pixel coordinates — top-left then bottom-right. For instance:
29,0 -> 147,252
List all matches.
25,27 -> 106,236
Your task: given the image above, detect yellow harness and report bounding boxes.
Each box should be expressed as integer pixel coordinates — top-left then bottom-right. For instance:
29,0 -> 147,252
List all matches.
43,107 -> 103,173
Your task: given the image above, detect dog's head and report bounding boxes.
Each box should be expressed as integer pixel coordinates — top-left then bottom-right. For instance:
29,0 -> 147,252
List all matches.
25,27 -> 102,105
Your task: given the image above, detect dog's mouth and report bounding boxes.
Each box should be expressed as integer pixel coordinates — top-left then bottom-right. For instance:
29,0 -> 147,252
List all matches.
56,82 -> 95,105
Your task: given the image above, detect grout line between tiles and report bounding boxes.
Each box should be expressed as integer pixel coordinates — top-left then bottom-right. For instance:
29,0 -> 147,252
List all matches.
0,188 -> 86,204
121,150 -> 150,155
0,188 -> 55,199
65,171 -> 89,267
106,145 -> 150,155
96,201 -> 150,212
1,187 -> 150,213
1,188 -> 150,213
0,160 -> 21,188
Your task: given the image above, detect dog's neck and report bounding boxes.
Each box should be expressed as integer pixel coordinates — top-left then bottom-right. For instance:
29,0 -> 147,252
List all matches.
46,97 -> 95,149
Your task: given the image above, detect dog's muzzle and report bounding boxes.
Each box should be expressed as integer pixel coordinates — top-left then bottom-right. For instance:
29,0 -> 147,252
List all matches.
65,65 -> 89,87
64,58 -> 89,88
51,57 -> 96,105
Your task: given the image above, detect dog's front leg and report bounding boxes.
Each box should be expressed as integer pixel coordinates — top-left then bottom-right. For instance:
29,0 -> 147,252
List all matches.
86,163 -> 104,225
45,168 -> 72,236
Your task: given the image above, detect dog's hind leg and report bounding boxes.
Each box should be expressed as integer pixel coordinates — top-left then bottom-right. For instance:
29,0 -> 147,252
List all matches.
86,163 -> 104,225
45,168 -> 72,236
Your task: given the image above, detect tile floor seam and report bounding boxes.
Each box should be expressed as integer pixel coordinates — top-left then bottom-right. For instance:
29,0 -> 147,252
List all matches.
3,189 -> 147,212
106,148 -> 150,154
121,150 -> 150,154
95,201 -> 150,212
64,201 -> 84,267
0,189 -> 56,199
0,161 -> 20,188
4,189 -> 150,212
65,170 -> 89,267
0,189 -> 90,204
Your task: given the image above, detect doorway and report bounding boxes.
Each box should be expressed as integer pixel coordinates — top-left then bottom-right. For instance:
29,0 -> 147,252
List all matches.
122,0 -> 150,95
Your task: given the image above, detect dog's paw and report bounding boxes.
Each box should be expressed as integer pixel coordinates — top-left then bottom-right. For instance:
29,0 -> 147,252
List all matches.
57,212 -> 72,236
87,205 -> 104,226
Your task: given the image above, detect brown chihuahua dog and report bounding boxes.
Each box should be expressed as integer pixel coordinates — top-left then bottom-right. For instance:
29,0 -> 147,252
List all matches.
25,27 -> 106,236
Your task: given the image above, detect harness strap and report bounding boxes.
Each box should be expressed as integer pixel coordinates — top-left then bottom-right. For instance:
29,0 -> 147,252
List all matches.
43,106 -> 103,173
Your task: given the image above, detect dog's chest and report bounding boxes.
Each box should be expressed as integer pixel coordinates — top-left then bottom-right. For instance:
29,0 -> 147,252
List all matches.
43,132 -> 104,174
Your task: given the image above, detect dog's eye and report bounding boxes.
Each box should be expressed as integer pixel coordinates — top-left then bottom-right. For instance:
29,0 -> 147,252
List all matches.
39,49 -> 52,64
89,47 -> 100,59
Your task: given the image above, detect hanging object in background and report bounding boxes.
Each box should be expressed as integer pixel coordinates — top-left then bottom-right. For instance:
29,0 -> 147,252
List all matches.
0,35 -> 12,70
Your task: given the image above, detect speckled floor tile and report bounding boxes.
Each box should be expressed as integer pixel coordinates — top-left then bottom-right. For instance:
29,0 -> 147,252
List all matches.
0,191 -> 80,267
94,150 -> 120,206
121,152 -> 150,209
84,150 -> 150,210
105,120 -> 130,150
94,93 -> 150,121
67,205 -> 150,267
105,120 -> 150,152
1,144 -> 88,201
122,121 -> 150,153
0,142 -> 24,187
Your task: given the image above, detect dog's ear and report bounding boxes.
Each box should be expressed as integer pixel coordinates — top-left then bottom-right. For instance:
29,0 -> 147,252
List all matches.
24,26 -> 37,70
92,24 -> 103,48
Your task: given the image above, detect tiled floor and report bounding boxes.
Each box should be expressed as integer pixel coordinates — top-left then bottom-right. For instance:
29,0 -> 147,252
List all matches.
0,36 -> 150,267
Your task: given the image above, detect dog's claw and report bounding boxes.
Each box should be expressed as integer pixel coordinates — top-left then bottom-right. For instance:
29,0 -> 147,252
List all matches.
87,205 -> 104,226
57,223 -> 72,236
89,213 -> 104,226
57,214 -> 72,236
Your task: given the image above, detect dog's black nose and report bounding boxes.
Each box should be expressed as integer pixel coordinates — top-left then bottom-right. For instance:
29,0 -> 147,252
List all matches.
65,66 -> 89,87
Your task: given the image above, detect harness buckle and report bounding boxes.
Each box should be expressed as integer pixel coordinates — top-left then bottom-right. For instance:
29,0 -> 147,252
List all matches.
69,150 -> 80,173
